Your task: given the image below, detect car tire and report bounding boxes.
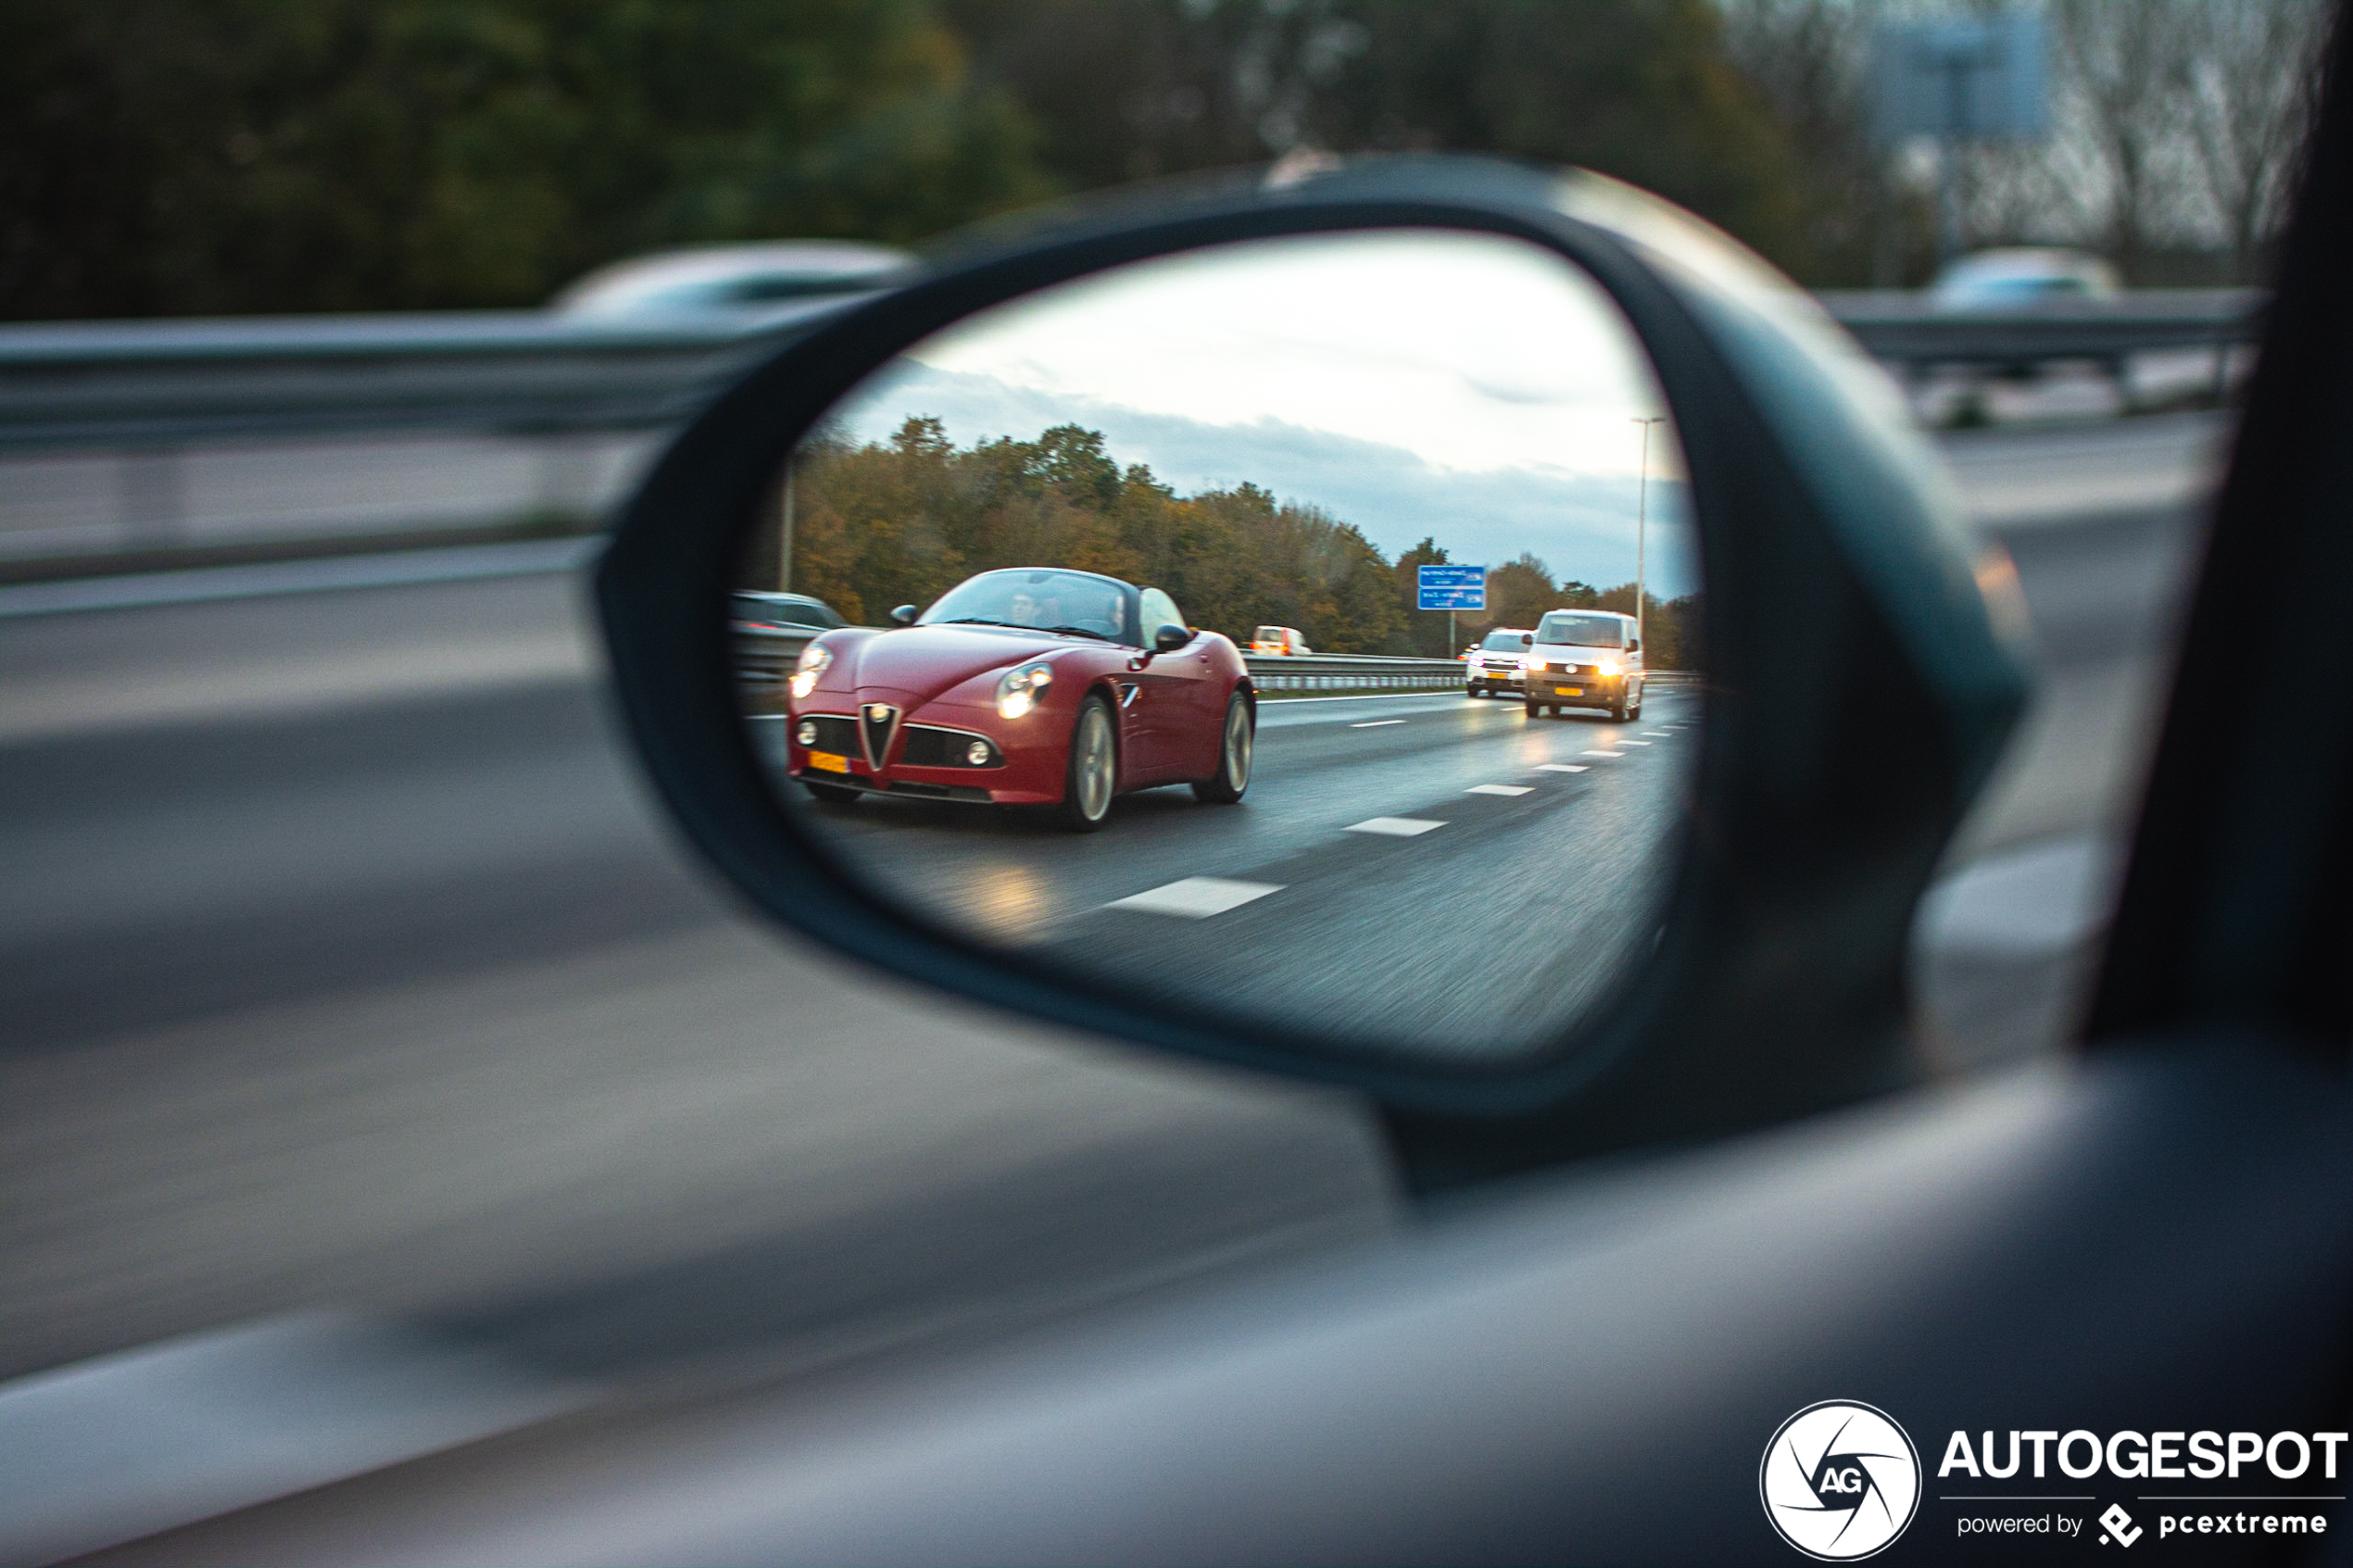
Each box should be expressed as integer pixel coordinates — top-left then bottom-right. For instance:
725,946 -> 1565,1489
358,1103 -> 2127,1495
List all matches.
1524,699 -> 1541,719
802,780 -> 861,806
1054,694 -> 1118,832
1629,683 -> 1644,720
1191,691 -> 1254,804
1609,687 -> 1631,722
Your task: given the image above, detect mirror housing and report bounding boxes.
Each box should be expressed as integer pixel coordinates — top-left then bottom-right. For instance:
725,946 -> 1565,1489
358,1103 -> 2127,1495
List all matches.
595,156 -> 2030,1186
888,604 -> 918,627
1520,633 -> 1533,646
1153,623 -> 1191,654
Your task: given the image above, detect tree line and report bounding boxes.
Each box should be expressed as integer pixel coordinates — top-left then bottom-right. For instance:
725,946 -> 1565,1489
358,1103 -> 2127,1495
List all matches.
5,1 -> 2325,322
2,0 -> 1817,320
750,418 -> 1697,669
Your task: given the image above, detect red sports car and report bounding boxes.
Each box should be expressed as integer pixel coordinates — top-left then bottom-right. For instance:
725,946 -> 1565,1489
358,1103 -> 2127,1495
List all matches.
780,568 -> 1255,830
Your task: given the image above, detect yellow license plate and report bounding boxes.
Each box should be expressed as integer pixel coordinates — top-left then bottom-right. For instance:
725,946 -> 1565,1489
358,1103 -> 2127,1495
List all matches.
1555,685 -> 1583,696
808,750 -> 851,773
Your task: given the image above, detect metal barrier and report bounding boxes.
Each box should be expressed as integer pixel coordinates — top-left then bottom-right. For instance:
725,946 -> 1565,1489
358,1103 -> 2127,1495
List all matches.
0,291 -> 2257,452
1819,289 -> 2262,379
1242,653 -> 1466,692
738,636 -> 1472,703
0,289 -> 2263,573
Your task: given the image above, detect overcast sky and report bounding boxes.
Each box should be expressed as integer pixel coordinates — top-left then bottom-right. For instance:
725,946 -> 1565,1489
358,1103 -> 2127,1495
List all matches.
828,229 -> 1698,598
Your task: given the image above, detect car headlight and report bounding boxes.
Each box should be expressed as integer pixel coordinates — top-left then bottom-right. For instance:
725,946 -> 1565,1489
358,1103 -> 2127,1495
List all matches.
1598,658 -> 1622,677
996,659 -> 1054,720
1527,659 -> 1546,674
789,640 -> 833,700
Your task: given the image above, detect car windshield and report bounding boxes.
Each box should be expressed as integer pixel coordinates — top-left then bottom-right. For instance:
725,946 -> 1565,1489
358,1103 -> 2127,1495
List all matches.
1536,613 -> 1625,648
1254,627 -> 1286,642
1480,632 -> 1528,651
921,570 -> 1129,642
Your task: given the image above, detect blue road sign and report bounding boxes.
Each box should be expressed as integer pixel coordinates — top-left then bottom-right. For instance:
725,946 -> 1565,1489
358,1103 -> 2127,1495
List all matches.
1417,564 -> 1486,611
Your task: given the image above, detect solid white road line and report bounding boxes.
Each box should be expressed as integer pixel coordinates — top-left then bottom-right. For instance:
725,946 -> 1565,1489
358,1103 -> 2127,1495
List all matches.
1582,749 -> 1625,759
1350,720 -> 1405,728
0,1311 -> 594,1565
1346,817 -> 1447,836
1466,784 -> 1532,797
1536,764 -> 1590,772
1104,877 -> 1284,918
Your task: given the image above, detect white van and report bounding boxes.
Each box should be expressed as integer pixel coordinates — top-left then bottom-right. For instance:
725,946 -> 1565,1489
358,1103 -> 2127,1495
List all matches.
1521,608 -> 1643,721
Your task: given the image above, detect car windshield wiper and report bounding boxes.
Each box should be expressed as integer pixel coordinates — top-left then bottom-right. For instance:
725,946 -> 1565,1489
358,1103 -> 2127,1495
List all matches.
937,617 -> 1019,627
1041,625 -> 1118,642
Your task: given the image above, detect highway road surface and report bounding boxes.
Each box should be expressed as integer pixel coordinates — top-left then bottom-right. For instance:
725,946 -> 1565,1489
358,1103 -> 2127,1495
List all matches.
0,413 -> 2223,1557
758,688 -> 1694,1056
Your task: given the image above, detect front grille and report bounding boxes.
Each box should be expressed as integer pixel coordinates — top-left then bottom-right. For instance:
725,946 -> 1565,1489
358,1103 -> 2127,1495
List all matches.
900,724 -> 1000,769
794,715 -> 999,769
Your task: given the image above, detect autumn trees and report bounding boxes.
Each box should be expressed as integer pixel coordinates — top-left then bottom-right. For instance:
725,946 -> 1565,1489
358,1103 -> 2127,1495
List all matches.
772,419 -> 1698,667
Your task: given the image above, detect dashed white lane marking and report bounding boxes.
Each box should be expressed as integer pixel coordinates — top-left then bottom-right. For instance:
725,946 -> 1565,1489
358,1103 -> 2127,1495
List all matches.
1617,740 -> 1652,746
1641,730 -> 1674,736
1466,784 -> 1532,797
1346,817 -> 1447,836
1105,877 -> 1284,918
1582,749 -> 1625,759
1350,719 -> 1405,728
1537,764 -> 1590,773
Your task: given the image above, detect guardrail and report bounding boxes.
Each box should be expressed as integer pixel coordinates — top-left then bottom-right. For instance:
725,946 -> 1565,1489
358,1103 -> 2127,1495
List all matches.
0,289 -> 2265,575
1242,653 -> 1465,693
1818,289 -> 2263,377
736,633 -> 1685,705
0,290 -> 2260,452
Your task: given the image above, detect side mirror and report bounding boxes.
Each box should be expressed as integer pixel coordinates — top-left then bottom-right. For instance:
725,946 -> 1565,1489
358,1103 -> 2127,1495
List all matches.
1520,633 -> 1533,646
1629,636 -> 1641,653
596,156 -> 2029,1189
888,605 -> 917,626
1153,623 -> 1190,653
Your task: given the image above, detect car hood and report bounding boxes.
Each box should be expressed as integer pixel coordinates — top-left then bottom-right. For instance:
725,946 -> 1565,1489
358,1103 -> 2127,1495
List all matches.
838,625 -> 1094,705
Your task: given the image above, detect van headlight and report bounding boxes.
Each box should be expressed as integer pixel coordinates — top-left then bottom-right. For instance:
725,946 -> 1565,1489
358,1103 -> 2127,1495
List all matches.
1597,658 -> 1622,678
996,659 -> 1054,719
789,640 -> 833,699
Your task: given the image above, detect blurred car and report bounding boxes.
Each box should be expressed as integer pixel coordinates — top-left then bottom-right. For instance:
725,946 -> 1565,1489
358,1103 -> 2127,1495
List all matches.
1929,247 -> 2121,311
551,241 -> 917,317
1465,627 -> 1532,696
1249,625 -> 1313,655
730,591 -> 849,706
785,568 -> 1253,830
731,590 -> 848,633
1523,608 -> 1642,720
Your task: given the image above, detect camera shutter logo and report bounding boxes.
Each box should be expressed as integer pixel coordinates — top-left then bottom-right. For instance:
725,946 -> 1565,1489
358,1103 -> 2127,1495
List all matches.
1760,1400 -> 1921,1560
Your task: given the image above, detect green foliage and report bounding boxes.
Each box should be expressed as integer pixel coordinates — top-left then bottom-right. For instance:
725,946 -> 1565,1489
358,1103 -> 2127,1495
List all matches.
0,0 -> 1051,317
950,0 -> 1810,276
3,0 -> 1841,319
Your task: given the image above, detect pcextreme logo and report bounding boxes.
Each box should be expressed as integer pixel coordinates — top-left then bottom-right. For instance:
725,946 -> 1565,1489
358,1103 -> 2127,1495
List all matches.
1762,1400 -> 1923,1561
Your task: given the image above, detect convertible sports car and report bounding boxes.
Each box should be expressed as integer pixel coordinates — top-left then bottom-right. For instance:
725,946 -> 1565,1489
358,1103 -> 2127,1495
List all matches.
780,567 -> 1254,830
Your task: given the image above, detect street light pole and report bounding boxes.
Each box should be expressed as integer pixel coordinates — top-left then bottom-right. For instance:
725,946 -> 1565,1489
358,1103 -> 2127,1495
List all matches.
1630,416 -> 1664,647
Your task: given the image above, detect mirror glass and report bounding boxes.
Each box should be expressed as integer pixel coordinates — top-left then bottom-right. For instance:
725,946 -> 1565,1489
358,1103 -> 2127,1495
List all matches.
733,230 -> 1698,1064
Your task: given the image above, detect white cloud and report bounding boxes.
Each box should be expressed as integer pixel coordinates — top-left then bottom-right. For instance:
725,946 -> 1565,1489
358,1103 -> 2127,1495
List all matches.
824,227 -> 1699,597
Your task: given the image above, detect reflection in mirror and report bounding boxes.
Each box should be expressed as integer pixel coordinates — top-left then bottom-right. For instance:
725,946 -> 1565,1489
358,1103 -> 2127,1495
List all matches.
733,230 -> 1698,1063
